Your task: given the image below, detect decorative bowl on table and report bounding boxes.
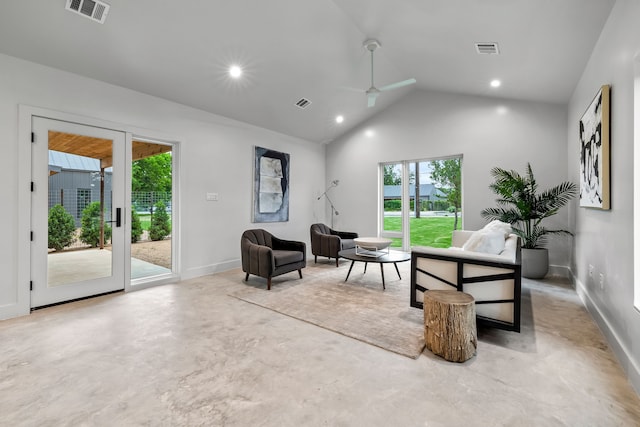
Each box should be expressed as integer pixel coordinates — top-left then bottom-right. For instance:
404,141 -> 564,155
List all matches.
354,237 -> 392,250
354,237 -> 392,257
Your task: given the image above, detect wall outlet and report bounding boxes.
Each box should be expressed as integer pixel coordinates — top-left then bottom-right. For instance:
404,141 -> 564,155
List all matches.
588,264 -> 594,278
206,192 -> 219,201
599,273 -> 605,290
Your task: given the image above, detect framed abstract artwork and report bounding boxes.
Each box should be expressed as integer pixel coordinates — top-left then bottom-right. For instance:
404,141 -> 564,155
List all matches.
252,146 -> 290,222
579,84 -> 610,209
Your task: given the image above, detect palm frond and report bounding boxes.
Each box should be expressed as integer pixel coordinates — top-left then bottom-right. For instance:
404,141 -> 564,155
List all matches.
525,163 -> 538,195
536,181 -> 579,212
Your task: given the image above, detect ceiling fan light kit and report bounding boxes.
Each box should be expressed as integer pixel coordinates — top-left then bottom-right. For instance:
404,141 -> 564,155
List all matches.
361,39 -> 416,107
363,39 -> 382,52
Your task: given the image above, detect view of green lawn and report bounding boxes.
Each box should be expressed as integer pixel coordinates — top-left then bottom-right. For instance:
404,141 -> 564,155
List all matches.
138,214 -> 152,231
384,216 -> 460,248
137,214 -> 172,231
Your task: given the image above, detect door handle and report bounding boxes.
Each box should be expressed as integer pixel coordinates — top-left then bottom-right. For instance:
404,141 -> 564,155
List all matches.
106,207 -> 122,227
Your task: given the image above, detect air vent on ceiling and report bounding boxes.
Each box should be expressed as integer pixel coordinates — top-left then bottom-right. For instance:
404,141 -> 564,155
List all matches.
295,98 -> 312,109
475,42 -> 500,55
66,0 -> 110,24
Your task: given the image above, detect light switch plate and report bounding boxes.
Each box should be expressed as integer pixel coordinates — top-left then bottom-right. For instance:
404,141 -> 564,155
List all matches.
206,192 -> 219,201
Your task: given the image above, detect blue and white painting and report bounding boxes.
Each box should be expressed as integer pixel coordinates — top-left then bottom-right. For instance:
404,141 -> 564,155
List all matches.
253,146 -> 290,222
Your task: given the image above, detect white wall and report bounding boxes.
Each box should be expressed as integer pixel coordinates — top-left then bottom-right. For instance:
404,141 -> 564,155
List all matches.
326,89 -> 571,266
567,0 -> 640,393
0,53 -> 326,319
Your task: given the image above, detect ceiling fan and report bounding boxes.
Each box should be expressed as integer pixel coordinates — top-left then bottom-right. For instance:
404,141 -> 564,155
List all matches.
362,39 -> 416,107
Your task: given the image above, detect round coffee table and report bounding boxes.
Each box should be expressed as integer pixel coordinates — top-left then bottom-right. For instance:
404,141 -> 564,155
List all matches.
338,248 -> 410,290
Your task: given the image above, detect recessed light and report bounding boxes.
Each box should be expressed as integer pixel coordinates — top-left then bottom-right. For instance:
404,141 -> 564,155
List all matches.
229,65 -> 242,79
490,79 -> 501,88
365,130 -> 375,137
335,115 -> 344,124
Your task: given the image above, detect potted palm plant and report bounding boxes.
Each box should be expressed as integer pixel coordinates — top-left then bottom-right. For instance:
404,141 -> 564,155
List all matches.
481,163 -> 578,279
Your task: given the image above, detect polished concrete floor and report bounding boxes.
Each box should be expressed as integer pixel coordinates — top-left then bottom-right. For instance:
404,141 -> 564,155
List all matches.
1,262 -> 639,426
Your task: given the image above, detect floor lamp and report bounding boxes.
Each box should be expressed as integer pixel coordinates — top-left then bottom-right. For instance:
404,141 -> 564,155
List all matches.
318,180 -> 339,228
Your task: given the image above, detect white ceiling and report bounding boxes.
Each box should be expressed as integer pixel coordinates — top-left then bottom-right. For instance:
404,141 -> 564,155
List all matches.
0,0 -> 616,143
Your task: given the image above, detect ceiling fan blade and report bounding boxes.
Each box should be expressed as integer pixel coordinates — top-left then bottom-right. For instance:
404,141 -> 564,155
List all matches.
379,78 -> 417,91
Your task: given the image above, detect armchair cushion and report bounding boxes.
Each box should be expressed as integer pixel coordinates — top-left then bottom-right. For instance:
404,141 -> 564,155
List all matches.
340,238 -> 356,250
272,249 -> 305,267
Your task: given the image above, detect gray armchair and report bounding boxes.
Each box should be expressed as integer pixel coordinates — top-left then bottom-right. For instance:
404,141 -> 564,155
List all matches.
241,229 -> 306,290
310,223 -> 358,267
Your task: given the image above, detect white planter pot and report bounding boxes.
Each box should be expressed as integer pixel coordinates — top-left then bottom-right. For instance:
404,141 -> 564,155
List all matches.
521,248 -> 548,279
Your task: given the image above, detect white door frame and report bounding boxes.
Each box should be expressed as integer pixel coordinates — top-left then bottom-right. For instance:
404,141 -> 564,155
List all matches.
16,105 -> 181,317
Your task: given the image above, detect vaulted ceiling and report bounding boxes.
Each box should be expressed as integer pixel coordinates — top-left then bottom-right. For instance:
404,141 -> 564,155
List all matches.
0,0 -> 616,143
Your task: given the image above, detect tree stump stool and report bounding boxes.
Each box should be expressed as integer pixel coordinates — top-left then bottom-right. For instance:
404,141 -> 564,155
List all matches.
423,290 -> 477,362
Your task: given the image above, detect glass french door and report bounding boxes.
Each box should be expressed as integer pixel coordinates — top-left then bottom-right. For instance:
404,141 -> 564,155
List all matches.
379,157 -> 463,251
31,117 -> 126,307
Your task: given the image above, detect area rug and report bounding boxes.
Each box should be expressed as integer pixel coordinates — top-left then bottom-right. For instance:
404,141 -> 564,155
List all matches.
229,261 -> 426,359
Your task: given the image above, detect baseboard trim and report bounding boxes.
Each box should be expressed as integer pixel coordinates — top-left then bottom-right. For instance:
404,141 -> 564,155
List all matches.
548,264 -> 572,279
570,269 -> 640,395
182,259 -> 241,281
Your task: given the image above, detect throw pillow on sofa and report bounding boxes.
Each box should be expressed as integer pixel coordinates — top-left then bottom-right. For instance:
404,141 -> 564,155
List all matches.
482,219 -> 512,237
462,229 -> 506,255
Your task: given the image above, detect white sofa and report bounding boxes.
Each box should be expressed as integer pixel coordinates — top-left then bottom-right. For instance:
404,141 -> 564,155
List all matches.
410,230 -> 522,332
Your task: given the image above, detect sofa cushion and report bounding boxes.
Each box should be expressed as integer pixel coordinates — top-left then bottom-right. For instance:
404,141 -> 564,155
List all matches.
272,249 -> 304,267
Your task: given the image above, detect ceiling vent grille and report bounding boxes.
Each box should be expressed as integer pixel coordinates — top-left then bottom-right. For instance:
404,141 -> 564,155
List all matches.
66,0 -> 110,24
475,42 -> 500,55
295,98 -> 312,109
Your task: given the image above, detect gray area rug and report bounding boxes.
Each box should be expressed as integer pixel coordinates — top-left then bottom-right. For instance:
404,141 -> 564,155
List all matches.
229,260 -> 426,359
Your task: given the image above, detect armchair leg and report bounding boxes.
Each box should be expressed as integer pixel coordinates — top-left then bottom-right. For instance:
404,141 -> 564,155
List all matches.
336,257 -> 339,267
298,269 -> 303,279
267,277 -> 272,291
314,255 -> 317,263
245,273 -> 249,281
